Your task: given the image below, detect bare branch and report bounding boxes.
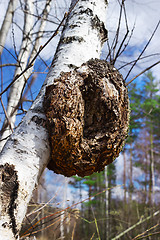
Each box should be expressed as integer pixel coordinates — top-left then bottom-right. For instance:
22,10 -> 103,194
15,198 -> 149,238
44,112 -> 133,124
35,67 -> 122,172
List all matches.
125,20 -> 160,81
126,60 -> 160,86
112,211 -> 160,240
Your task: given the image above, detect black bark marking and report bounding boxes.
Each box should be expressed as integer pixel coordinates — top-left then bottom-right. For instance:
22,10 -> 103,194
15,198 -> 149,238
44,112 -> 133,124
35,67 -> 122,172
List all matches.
78,8 -> 108,43
44,59 -> 130,177
91,14 -> 108,43
31,115 -> 46,127
0,163 -> 19,238
61,36 -> 84,44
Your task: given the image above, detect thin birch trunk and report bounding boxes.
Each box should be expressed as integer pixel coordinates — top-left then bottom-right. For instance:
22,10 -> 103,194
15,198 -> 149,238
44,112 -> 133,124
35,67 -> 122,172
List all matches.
0,0 -> 34,150
0,0 -> 53,151
150,124 -> 155,205
123,151 -> 127,205
0,0 -> 108,239
0,0 -> 18,55
60,178 -> 68,238
28,0 -> 52,63
148,123 -> 155,206
129,146 -> 133,202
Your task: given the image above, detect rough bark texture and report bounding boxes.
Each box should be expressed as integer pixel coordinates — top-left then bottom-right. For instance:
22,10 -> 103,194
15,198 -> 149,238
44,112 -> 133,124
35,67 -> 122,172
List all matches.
44,59 -> 130,177
0,163 -> 19,239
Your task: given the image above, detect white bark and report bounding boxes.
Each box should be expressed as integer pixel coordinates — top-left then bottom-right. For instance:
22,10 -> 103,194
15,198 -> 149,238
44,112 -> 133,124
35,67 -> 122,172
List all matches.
0,0 -> 53,151
0,0 -> 18,55
0,0 -> 108,239
0,0 -> 34,150
60,178 -> 68,238
28,0 -> 52,63
49,0 -> 107,77
150,129 -> 155,204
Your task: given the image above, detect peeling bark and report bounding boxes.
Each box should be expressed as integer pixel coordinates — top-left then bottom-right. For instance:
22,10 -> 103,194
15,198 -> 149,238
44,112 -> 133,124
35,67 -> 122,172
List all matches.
44,59 -> 130,177
0,164 -> 19,239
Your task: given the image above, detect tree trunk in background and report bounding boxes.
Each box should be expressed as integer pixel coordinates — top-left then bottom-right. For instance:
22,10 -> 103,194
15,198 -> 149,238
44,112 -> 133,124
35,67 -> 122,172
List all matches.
149,123 -> 155,206
123,151 -> 127,206
128,146 -> 133,232
0,0 -> 52,150
0,0 -> 18,55
60,178 -> 68,238
144,130 -> 149,204
28,0 -> 52,64
105,166 -> 109,240
0,0 -> 34,150
0,0 -> 108,238
129,146 -> 133,203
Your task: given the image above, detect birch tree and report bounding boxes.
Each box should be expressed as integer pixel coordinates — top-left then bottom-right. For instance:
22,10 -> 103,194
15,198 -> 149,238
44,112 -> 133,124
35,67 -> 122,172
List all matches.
0,0 -> 18,56
0,0 -> 114,239
0,0 -> 52,150
0,0 -> 34,150
1,0 -> 160,239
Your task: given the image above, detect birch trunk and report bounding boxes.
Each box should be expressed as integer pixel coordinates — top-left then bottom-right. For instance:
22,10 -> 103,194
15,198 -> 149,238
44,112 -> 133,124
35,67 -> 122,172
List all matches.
28,0 -> 52,64
150,124 -> 155,205
60,178 -> 68,238
129,146 -> 133,202
0,0 -> 34,150
0,0 -> 52,151
0,0 -> 18,55
0,0 -> 109,239
123,151 -> 126,205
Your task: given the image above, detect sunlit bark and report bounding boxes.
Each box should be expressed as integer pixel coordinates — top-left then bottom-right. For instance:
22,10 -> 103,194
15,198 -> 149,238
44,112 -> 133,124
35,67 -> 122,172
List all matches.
0,0 -> 18,55
0,0 -> 52,151
0,0 -> 34,150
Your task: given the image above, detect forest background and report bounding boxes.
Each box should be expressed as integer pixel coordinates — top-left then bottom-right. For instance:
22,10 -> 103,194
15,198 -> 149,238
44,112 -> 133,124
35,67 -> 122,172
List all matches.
0,0 -> 160,239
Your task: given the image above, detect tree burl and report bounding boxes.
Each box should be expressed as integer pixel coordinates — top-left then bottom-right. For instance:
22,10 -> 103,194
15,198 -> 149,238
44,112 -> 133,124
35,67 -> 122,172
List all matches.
44,59 -> 130,177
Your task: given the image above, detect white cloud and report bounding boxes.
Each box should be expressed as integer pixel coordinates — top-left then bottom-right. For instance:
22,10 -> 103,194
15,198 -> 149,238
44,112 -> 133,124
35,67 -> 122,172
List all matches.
1,0 -> 160,76
115,153 -> 144,183
105,0 -> 160,80
43,170 -> 88,209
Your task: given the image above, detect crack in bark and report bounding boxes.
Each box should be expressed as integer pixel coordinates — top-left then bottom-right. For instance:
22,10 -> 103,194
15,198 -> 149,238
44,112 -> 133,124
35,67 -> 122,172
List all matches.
0,163 -> 19,238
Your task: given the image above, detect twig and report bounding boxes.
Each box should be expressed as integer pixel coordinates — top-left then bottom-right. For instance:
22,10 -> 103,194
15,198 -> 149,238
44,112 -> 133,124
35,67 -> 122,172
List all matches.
0,96 -> 13,133
0,45 -> 19,62
125,20 -> 160,81
91,206 -> 101,240
112,0 -> 124,60
0,63 -> 18,68
118,53 -> 160,70
27,184 -> 63,217
126,60 -> 160,86
112,0 -> 129,64
133,223 -> 159,240
134,231 -> 160,239
112,210 -> 160,240
0,0 -> 80,135
0,0 -> 80,97
21,185 -> 122,237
